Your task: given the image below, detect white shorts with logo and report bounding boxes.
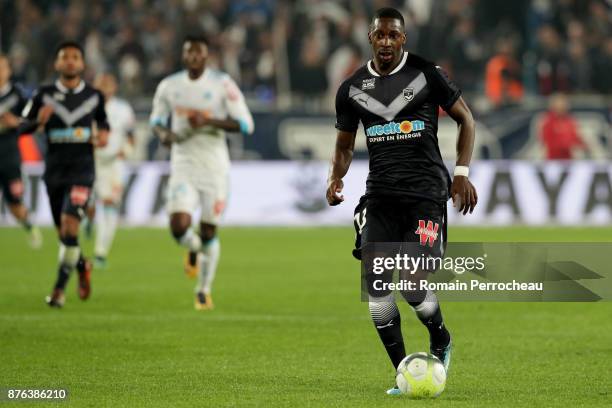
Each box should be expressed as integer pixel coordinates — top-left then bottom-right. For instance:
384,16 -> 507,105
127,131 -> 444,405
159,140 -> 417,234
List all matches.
166,171 -> 228,225
95,160 -> 125,204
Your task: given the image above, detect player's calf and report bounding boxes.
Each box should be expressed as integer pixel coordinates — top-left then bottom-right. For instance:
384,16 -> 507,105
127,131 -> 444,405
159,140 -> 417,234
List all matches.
401,288 -> 452,371
170,213 -> 202,278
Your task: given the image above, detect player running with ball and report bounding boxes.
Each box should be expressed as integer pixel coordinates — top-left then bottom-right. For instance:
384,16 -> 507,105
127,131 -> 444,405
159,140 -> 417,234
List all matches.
326,8 -> 477,395
150,35 -> 254,310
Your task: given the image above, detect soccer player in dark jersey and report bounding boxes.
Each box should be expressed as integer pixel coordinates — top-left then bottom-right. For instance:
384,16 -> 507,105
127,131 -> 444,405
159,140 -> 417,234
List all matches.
0,54 -> 42,248
326,8 -> 478,395
21,42 -> 109,308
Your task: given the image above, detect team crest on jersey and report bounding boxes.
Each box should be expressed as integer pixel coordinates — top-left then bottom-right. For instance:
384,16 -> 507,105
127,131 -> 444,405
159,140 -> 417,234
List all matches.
53,92 -> 65,101
403,87 -> 414,101
361,78 -> 376,90
415,220 -> 439,247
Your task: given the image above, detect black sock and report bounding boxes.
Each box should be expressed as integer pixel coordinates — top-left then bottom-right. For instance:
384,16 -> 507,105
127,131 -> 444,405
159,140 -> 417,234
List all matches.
369,301 -> 406,369
20,218 -> 32,231
407,290 -> 450,348
54,264 -> 71,290
76,254 -> 86,274
418,307 -> 450,347
188,251 -> 198,266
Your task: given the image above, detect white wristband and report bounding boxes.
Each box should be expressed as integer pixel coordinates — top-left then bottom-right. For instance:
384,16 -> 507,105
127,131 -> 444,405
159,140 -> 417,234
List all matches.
454,166 -> 469,178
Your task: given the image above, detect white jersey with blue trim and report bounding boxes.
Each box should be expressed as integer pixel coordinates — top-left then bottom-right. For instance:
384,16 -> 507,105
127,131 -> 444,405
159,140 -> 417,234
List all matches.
150,69 -> 254,180
96,97 -> 135,163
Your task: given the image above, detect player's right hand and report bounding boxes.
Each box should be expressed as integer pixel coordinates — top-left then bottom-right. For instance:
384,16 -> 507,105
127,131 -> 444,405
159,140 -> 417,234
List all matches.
153,125 -> 177,147
326,178 -> 344,206
0,112 -> 21,128
37,105 -> 54,126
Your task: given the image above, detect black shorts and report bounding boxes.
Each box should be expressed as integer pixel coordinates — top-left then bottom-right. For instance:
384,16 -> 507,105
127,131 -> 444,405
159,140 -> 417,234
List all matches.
352,195 -> 447,260
45,182 -> 92,227
0,164 -> 24,205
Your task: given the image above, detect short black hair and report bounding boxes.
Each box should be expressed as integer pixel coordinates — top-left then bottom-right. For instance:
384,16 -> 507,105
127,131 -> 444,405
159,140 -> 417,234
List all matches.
183,34 -> 208,46
372,7 -> 405,27
55,41 -> 84,59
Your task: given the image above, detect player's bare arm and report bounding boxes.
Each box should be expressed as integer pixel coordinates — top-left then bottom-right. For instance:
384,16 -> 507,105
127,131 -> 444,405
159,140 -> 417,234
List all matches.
37,105 -> 54,129
447,96 -> 478,215
326,130 -> 356,206
0,111 -> 22,128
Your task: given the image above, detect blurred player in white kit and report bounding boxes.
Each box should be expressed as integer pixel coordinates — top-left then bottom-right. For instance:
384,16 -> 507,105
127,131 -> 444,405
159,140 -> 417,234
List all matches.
92,73 -> 135,268
150,35 -> 254,310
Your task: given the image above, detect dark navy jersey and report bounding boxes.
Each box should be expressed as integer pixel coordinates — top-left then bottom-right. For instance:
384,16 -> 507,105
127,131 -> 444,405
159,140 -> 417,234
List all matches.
0,83 -> 27,167
335,52 -> 461,203
22,80 -> 109,186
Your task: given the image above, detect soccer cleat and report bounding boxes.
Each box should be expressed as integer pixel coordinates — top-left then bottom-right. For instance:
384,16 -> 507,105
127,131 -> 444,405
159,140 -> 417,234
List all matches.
431,339 -> 452,373
184,251 -> 200,279
194,292 -> 214,311
28,226 -> 43,249
386,386 -> 402,396
77,258 -> 92,300
45,289 -> 65,308
94,256 -> 107,270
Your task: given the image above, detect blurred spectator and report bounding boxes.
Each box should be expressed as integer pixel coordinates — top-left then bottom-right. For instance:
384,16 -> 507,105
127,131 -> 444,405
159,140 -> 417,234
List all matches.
540,93 -> 585,160
593,38 -> 612,95
447,16 -> 484,92
535,25 -> 570,95
485,37 -> 524,108
0,0 -> 609,108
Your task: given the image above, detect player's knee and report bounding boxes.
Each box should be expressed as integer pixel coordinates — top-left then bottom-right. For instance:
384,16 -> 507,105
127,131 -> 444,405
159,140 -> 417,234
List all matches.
368,297 -> 399,325
199,224 -> 217,244
400,289 -> 427,306
170,225 -> 189,242
60,214 -> 81,237
169,215 -> 190,242
59,235 -> 80,267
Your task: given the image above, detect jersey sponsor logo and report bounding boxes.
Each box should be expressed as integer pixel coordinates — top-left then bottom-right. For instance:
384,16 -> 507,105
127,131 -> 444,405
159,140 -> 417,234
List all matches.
403,87 -> 414,101
365,120 -> 425,137
48,127 -> 91,143
70,186 -> 90,206
415,220 -> 439,247
361,78 -> 376,90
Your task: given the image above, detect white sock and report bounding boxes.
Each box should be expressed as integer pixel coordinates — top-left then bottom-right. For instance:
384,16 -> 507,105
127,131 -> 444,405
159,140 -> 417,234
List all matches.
95,205 -> 119,258
178,228 -> 202,252
59,243 -> 81,270
198,238 -> 220,295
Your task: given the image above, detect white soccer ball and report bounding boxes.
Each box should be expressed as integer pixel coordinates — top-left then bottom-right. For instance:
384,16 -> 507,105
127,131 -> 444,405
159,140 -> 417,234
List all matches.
395,352 -> 446,398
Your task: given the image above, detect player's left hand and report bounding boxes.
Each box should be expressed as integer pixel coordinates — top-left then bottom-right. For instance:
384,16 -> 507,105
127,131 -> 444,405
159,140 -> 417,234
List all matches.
451,176 -> 478,215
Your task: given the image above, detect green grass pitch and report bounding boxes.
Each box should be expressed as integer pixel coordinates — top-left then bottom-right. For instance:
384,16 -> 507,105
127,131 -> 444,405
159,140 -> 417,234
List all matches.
1,226 -> 611,407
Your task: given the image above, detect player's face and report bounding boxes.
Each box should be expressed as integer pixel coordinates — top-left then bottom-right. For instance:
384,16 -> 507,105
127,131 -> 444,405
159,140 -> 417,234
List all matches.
369,18 -> 406,68
182,41 -> 207,72
0,57 -> 10,86
54,47 -> 84,79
